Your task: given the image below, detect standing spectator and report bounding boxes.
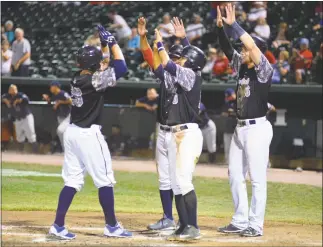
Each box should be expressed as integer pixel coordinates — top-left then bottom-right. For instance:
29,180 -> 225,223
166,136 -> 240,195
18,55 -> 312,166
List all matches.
84,30 -> 101,48
272,50 -> 290,84
248,1 -> 267,22
253,17 -> 270,40
135,88 -> 159,112
186,14 -> 205,45
11,28 -> 31,77
213,49 -> 231,78
1,25 -> 7,43
126,27 -> 142,63
1,40 -> 13,76
290,38 -> 313,84
1,84 -> 38,153
272,22 -> 290,49
312,43 -> 323,84
157,14 -> 175,44
202,47 -> 217,74
4,20 -> 15,44
107,9 -> 132,47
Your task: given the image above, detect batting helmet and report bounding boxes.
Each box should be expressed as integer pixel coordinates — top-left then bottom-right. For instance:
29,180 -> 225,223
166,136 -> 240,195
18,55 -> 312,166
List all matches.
77,45 -> 102,71
181,45 -> 207,71
168,44 -> 183,59
235,35 -> 268,54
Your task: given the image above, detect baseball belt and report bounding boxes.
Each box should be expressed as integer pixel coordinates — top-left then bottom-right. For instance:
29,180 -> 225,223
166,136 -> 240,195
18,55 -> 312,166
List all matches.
160,125 -> 189,133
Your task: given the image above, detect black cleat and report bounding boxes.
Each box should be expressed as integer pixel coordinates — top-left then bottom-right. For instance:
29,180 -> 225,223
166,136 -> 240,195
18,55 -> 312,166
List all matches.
240,227 -> 262,237
166,226 -> 185,241
179,225 -> 201,240
218,224 -> 244,234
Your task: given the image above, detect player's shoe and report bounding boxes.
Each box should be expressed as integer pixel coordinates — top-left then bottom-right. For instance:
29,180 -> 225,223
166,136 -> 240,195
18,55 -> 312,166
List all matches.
166,226 -> 185,241
104,222 -> 132,238
147,216 -> 176,231
240,227 -> 262,237
179,225 -> 201,240
218,224 -> 244,234
48,224 -> 76,240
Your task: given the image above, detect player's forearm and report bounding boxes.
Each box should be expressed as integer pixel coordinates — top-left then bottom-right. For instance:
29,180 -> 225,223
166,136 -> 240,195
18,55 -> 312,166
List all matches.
157,42 -> 170,68
181,37 -> 190,47
153,44 -> 162,70
140,34 -> 151,51
101,45 -> 110,64
217,27 -> 234,61
110,45 -> 128,79
59,99 -> 72,105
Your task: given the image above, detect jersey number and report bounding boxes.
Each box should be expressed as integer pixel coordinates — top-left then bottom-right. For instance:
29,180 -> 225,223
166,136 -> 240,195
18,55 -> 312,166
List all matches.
71,86 -> 83,107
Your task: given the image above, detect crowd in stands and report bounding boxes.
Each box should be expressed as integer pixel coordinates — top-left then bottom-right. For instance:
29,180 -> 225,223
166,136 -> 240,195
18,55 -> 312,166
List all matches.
1,1 -> 322,85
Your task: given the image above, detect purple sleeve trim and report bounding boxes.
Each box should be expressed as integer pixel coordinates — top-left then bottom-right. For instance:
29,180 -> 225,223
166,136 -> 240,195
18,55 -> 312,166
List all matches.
154,65 -> 165,81
181,37 -> 190,47
113,60 -> 127,80
164,60 -> 177,76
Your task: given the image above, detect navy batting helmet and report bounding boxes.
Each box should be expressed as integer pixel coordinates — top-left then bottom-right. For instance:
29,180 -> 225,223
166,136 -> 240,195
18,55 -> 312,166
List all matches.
77,45 -> 102,71
168,44 -> 183,59
235,35 -> 268,54
181,45 -> 207,71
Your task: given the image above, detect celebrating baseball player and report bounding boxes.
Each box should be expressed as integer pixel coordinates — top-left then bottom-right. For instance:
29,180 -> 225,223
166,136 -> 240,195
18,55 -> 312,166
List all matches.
42,81 -> 72,152
152,21 -> 206,240
198,102 -> 217,163
49,25 -> 132,240
1,84 -> 38,153
138,17 -> 190,232
216,4 -> 274,237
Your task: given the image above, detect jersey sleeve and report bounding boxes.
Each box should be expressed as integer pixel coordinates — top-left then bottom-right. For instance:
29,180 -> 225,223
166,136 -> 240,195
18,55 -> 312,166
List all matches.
142,48 -> 154,69
255,54 -> 274,83
63,92 -> 71,100
92,67 -> 117,91
20,93 -> 30,103
174,64 -> 196,91
230,50 -> 243,74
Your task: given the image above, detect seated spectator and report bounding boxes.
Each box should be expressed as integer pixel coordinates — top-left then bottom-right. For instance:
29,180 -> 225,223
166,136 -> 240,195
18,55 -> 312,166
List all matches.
311,43 -> 323,84
272,22 -> 291,50
107,9 -> 132,47
272,50 -> 290,84
11,28 -> 31,77
4,20 -> 14,44
202,48 -> 217,74
186,14 -> 205,45
248,1 -> 267,22
289,38 -> 313,84
157,14 -> 175,45
126,28 -> 142,63
135,88 -> 158,112
265,49 -> 276,64
1,40 -> 13,76
253,17 -> 270,40
213,49 -> 231,78
84,30 -> 101,48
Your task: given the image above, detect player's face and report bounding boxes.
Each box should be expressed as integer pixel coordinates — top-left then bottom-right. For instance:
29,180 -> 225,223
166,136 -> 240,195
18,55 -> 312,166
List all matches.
178,57 -> 187,67
171,57 -> 180,64
147,89 -> 157,100
241,46 -> 251,64
50,85 -> 59,95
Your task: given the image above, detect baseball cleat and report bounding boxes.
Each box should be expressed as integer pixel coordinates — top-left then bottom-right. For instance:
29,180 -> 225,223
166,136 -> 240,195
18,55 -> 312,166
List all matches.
166,226 -> 185,241
104,222 -> 132,238
240,226 -> 262,237
147,216 -> 176,231
179,225 -> 201,240
48,224 -> 76,240
218,223 -> 244,234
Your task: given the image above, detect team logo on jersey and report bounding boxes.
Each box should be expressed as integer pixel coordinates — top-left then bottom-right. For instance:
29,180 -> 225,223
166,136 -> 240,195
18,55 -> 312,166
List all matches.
238,77 -> 250,98
172,94 -> 178,104
71,86 -> 83,107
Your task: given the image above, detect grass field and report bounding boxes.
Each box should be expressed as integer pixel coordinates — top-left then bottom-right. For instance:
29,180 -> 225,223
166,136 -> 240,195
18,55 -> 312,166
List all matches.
2,162 -> 322,225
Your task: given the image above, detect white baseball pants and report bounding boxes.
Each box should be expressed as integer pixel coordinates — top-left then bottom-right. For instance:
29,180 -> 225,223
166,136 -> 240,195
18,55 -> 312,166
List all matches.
201,119 -> 217,153
223,133 -> 233,164
229,117 -> 273,234
62,124 -> 116,191
14,114 -> 37,143
57,114 -> 71,151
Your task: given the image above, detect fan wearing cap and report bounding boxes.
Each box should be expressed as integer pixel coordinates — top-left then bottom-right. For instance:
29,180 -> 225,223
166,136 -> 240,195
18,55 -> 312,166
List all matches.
42,81 -> 72,152
153,18 -> 206,240
216,3 -> 273,237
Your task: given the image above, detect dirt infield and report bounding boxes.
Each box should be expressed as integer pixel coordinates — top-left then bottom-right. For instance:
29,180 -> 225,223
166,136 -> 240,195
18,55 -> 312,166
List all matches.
2,211 -> 322,247
2,152 -> 322,187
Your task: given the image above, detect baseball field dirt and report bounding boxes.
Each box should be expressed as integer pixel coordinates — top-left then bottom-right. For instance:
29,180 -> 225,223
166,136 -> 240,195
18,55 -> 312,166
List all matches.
2,152 -> 322,246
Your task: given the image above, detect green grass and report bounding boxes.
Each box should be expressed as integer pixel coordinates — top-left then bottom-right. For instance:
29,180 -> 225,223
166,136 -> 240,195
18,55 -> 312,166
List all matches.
2,162 -> 322,225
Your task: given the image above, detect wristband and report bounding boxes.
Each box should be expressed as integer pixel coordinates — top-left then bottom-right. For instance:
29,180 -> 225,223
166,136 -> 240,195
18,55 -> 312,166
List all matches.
157,42 -> 164,52
231,21 -> 246,38
181,37 -> 190,47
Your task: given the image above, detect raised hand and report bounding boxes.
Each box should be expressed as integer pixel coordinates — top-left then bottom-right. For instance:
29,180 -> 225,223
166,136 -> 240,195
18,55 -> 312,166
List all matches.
171,17 -> 186,38
97,24 -> 116,47
154,29 -> 163,43
222,3 -> 236,26
216,6 -> 223,28
137,17 -> 147,36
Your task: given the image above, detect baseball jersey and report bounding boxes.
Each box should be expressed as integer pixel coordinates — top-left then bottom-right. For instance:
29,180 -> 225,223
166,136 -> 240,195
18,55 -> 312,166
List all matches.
1,92 -> 31,120
198,102 -> 210,129
70,67 -> 118,128
231,51 -> 273,119
51,90 -> 72,118
137,96 -> 159,107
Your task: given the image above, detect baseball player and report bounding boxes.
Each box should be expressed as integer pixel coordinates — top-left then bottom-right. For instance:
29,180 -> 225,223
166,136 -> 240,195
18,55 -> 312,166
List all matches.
1,84 -> 38,153
49,25 -> 132,240
138,17 -> 190,231
199,102 -> 217,163
42,81 -> 72,152
216,4 -> 273,237
153,25 -> 206,240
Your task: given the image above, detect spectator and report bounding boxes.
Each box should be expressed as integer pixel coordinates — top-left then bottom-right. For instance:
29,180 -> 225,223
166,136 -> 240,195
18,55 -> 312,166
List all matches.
272,50 -> 290,84
186,14 -> 205,45
135,88 -> 158,112
126,28 -> 142,63
157,14 -> 175,44
272,22 -> 291,49
107,9 -> 132,47
234,1 -> 247,24
202,47 -> 217,74
290,38 -> 313,84
213,49 -> 230,78
84,30 -> 101,48
253,17 -> 270,40
248,1 -> 267,22
311,43 -> 323,84
1,40 -> 13,76
4,20 -> 15,44
1,25 -> 7,43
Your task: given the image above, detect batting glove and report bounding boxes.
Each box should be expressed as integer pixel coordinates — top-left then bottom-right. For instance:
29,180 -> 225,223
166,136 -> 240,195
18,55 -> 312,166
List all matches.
97,24 -> 117,48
